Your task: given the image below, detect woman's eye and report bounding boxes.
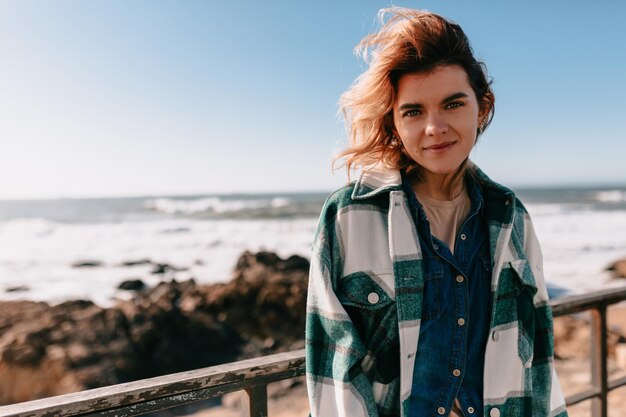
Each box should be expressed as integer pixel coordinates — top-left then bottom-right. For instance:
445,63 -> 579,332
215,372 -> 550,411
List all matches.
446,101 -> 464,110
403,109 -> 421,117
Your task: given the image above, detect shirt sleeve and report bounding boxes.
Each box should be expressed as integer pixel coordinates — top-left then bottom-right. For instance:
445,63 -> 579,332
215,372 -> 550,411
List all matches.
522,212 -> 569,417
305,204 -> 380,417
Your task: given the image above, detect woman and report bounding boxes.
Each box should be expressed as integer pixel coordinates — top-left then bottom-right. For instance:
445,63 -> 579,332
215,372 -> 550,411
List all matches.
305,8 -> 568,417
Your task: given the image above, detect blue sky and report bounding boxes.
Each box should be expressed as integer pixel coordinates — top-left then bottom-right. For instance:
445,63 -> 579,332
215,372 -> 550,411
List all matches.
1,1 -> 625,199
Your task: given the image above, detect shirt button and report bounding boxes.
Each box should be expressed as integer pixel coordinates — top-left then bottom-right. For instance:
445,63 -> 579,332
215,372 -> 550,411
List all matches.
460,233 -> 467,240
490,408 -> 501,417
452,368 -> 461,377
468,407 -> 475,414
457,317 -> 466,326
433,243 -> 439,250
367,292 -> 379,304
456,275 -> 464,283
437,407 -> 446,415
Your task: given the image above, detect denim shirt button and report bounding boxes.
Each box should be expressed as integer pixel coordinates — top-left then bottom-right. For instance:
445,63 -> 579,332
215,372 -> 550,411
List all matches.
467,406 -> 475,414
460,233 -> 467,240
367,292 -> 379,304
437,407 -> 446,415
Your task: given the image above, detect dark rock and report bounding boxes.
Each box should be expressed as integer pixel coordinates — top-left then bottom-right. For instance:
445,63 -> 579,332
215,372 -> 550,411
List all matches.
118,259 -> 152,267
607,258 -> 626,278
150,263 -> 187,275
0,250 -> 310,406
280,255 -> 310,271
71,260 -> 103,268
118,279 -> 146,291
5,285 -> 29,293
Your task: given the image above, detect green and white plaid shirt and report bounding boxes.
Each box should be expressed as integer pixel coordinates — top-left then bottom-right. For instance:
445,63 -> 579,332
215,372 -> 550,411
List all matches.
306,163 -> 568,417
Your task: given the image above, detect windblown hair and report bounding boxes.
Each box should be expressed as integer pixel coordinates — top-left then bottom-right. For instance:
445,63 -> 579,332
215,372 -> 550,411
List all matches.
335,7 -> 495,184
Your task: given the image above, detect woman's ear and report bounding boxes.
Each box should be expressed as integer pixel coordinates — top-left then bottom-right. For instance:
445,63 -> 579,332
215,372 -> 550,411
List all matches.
478,91 -> 495,124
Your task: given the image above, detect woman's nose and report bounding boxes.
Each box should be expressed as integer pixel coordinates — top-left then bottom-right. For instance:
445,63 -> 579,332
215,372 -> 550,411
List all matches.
424,113 -> 448,136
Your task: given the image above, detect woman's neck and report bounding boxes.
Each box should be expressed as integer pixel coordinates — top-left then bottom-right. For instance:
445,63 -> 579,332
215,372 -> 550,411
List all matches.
411,172 -> 465,201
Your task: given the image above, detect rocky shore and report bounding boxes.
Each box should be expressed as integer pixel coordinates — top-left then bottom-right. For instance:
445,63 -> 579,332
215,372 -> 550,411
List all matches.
0,251 -> 308,406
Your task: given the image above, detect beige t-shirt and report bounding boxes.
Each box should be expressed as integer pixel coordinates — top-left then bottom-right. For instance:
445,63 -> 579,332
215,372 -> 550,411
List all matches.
414,187 -> 471,254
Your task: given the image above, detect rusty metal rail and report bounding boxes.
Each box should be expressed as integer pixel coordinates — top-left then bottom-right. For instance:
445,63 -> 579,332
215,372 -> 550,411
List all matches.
0,287 -> 625,417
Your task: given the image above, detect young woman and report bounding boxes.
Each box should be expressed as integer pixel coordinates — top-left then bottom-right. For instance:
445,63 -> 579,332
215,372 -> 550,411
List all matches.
306,8 -> 568,417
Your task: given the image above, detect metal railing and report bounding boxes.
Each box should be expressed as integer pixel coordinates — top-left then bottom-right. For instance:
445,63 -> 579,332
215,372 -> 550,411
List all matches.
550,287 -> 626,417
1,287 -> 625,417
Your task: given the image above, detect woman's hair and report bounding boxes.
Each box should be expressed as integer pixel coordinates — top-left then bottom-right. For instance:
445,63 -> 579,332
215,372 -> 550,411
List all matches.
335,7 -> 495,183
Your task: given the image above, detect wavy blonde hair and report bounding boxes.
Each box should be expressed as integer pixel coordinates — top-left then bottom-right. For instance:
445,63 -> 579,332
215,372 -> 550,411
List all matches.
335,7 -> 495,186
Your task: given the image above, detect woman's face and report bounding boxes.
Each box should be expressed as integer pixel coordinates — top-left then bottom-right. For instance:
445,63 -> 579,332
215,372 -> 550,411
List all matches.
392,65 -> 483,180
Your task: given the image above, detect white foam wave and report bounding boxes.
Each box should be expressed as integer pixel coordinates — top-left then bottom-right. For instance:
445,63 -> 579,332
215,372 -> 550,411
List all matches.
524,204 -> 567,216
0,218 -> 57,237
595,190 -> 626,203
144,197 -> 291,215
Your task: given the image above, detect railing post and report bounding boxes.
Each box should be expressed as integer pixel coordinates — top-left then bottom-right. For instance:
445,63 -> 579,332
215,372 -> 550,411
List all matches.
590,306 -> 608,417
242,384 -> 268,417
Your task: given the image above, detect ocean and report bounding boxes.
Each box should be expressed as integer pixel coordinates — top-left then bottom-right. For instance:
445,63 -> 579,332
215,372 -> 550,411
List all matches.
1,186 -> 626,306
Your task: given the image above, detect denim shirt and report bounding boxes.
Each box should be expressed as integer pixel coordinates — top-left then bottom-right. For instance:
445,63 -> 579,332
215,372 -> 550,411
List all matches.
403,175 -> 493,417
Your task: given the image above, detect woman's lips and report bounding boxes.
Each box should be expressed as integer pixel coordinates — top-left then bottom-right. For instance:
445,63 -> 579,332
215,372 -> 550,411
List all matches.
423,141 -> 456,153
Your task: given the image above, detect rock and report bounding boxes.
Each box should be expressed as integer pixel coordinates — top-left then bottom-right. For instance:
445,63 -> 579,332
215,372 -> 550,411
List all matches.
5,285 -> 29,293
0,250 -> 310,406
117,259 -> 152,267
0,282 -> 240,405
71,260 -> 103,268
118,279 -> 146,291
553,314 -> 626,360
607,258 -> 626,278
202,251 -> 309,352
280,255 -> 310,272
150,263 -> 187,275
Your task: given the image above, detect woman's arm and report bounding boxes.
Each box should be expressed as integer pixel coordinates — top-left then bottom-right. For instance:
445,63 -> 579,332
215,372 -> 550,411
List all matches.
521,211 -> 569,417
305,204 -> 380,417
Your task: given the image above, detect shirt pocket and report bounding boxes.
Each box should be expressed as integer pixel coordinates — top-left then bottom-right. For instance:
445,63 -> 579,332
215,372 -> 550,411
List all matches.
336,271 -> 393,310
421,257 -> 444,321
336,271 -> 399,376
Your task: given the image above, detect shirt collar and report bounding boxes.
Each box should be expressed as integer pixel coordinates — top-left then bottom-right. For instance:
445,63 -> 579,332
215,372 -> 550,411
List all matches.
351,165 -> 402,200
351,161 -> 515,207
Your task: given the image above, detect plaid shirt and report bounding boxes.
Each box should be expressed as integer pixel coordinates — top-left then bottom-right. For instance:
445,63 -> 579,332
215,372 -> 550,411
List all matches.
305,163 -> 568,417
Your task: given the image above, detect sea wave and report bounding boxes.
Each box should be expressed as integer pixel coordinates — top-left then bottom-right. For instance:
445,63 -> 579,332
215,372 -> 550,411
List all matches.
594,190 -> 626,203
144,197 -> 291,216
0,218 -> 57,237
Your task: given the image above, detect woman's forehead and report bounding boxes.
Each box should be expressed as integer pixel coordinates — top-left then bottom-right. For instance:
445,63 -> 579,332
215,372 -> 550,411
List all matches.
395,65 -> 475,102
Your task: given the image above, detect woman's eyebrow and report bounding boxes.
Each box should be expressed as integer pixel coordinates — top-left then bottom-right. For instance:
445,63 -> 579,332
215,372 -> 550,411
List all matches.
441,92 -> 469,104
398,102 -> 423,111
398,92 -> 469,111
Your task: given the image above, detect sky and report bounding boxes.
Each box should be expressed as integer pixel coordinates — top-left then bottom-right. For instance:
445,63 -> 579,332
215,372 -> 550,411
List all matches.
0,1 -> 625,199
